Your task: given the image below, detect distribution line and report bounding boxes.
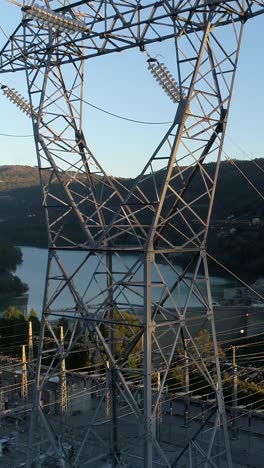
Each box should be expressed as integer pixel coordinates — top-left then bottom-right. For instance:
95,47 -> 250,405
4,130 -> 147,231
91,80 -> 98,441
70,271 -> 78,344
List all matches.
1,318 -> 263,376
0,361 -> 262,439
0,316 -> 263,373
0,133 -> 33,137
0,305 -> 260,338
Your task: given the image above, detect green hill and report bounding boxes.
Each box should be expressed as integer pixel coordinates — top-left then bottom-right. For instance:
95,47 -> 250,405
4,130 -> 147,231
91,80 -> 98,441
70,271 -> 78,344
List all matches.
0,160 -> 263,280
0,165 -> 39,191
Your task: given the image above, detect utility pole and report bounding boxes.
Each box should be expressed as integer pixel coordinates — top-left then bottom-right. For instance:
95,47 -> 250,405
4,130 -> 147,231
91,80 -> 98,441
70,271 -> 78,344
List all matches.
184,339 -> 190,426
28,321 -> 34,382
105,360 -> 110,421
28,321 -> 33,365
232,346 -> 238,437
156,371 -> 161,441
59,326 -> 67,416
21,345 -> 28,400
0,389 -> 4,411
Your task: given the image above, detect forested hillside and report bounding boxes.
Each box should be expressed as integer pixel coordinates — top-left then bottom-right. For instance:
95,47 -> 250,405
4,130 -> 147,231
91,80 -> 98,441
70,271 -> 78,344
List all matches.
0,160 -> 263,279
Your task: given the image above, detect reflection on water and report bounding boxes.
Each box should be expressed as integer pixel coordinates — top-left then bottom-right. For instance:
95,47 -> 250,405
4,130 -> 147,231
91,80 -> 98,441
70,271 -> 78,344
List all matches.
16,246 -> 236,317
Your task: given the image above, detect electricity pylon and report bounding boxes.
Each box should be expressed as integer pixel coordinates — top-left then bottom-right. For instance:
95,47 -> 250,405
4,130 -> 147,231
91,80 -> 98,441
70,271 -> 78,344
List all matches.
1,1 -> 264,467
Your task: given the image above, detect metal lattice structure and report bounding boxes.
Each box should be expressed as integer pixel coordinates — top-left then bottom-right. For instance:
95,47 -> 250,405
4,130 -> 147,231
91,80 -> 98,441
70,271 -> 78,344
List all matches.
1,1 -> 264,467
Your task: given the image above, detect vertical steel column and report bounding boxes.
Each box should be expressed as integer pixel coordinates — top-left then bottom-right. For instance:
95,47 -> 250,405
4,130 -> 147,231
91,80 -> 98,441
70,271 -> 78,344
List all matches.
203,253 -> 232,468
106,250 -> 119,466
143,251 -> 153,468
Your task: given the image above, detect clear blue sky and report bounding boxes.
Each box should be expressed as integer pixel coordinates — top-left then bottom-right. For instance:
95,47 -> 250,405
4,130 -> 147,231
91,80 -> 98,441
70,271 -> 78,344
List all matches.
0,1 -> 263,177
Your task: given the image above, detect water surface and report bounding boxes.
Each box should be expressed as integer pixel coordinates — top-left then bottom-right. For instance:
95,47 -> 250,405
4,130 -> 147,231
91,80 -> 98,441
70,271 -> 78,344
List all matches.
16,246 -> 235,317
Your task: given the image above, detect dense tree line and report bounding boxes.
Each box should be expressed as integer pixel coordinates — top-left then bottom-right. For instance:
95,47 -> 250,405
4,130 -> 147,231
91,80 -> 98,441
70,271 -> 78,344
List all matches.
167,330 -> 264,409
0,241 -> 28,298
0,306 -> 39,358
1,305 -> 264,408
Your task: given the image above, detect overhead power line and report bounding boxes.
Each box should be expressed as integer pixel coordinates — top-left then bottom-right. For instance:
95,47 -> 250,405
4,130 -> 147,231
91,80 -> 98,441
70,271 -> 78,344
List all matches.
75,93 -> 173,125
0,133 -> 33,138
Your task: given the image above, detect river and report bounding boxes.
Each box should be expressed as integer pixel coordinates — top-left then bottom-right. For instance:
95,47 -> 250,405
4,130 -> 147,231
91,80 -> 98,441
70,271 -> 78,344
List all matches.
15,246 -> 237,317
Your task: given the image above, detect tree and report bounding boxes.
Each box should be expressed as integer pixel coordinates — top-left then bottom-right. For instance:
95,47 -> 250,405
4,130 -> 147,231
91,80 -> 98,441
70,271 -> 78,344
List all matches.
3,305 -> 25,321
0,272 -> 28,296
0,306 -> 27,357
25,309 -> 40,362
0,241 -> 23,273
101,309 -> 142,369
166,330 -> 226,397
0,241 -> 28,299
167,365 -> 184,392
28,308 -> 38,319
194,329 -> 225,361
48,318 -> 94,372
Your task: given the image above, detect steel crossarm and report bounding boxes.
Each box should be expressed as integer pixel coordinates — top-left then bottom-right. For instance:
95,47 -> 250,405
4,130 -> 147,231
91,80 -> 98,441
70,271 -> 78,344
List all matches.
1,1 -> 264,73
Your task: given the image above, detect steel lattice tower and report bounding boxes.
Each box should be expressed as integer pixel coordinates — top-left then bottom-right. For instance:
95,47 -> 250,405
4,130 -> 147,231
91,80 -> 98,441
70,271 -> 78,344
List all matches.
1,1 -> 264,467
